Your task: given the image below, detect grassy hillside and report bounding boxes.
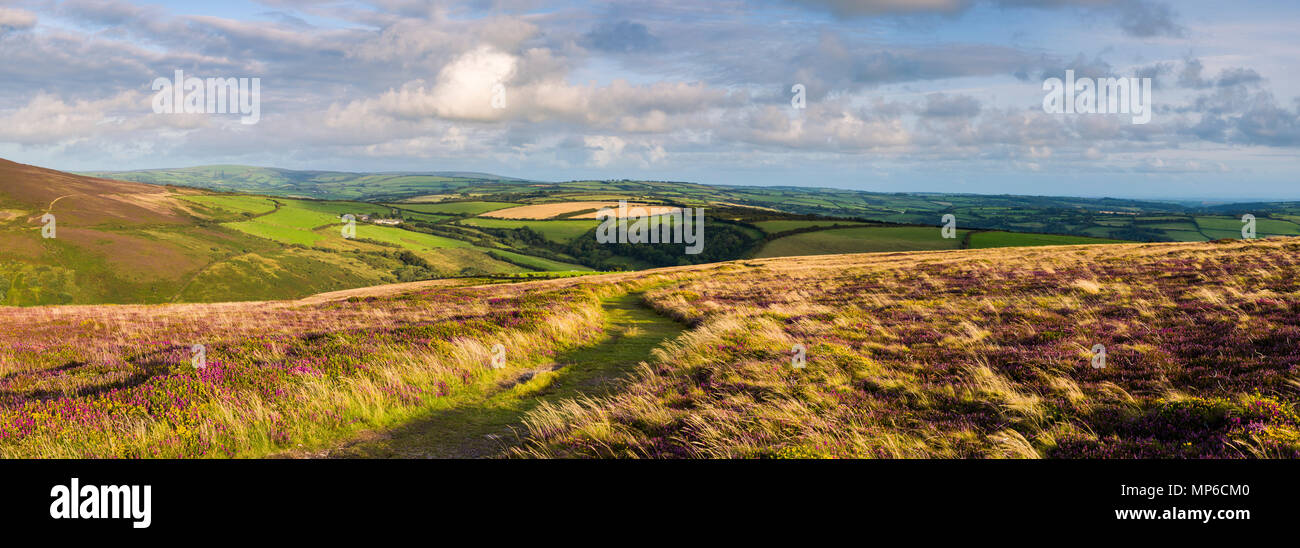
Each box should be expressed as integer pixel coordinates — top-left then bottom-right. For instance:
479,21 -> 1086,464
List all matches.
0,160 -> 575,305
968,231 -> 1128,248
3,238 -> 1299,458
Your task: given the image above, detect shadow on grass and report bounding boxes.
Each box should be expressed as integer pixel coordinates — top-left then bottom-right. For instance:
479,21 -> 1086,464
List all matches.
325,292 -> 684,458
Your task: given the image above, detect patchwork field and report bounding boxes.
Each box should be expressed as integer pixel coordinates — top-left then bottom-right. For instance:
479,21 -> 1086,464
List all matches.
453,218 -> 598,243
390,201 -> 518,215
3,238 -> 1298,459
0,160 -> 583,305
755,226 -> 968,258
481,201 -> 676,220
89,164 -> 1300,248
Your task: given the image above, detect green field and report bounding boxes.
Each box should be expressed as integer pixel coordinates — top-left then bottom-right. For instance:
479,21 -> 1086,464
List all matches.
181,194 -> 278,217
224,204 -> 340,246
455,218 -> 597,243
1155,230 -> 1209,242
752,220 -> 871,234
755,226 -> 966,258
968,231 -> 1129,249
352,225 -> 475,250
1195,216 -> 1300,236
488,249 -> 593,271
226,218 -> 326,246
288,199 -> 392,218
93,165 -> 1300,249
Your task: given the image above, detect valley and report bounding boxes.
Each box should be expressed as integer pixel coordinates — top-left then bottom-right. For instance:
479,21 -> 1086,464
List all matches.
6,159 -> 1299,306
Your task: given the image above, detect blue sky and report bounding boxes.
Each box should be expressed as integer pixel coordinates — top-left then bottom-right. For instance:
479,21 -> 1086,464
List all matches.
0,0 -> 1297,200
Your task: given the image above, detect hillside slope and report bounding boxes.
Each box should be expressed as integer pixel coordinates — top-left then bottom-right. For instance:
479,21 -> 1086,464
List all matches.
0,159 -> 535,305
2,238 -> 1298,458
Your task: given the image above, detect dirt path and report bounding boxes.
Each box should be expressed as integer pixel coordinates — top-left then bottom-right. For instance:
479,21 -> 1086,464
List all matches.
311,293 -> 683,459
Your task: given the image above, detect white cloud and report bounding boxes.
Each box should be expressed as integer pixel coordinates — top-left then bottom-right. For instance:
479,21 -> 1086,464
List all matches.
583,135 -> 626,167
0,7 -> 37,30
0,91 -> 207,145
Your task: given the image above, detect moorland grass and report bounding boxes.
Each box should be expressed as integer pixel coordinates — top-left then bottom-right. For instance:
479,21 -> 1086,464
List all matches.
6,238 -> 1300,459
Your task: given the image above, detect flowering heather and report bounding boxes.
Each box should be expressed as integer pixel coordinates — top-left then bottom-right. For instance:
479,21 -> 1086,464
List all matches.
5,238 -> 1300,459
514,239 -> 1300,459
0,278 -> 626,457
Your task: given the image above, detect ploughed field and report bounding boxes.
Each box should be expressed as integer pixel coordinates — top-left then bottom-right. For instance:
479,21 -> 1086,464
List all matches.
2,238 -> 1298,458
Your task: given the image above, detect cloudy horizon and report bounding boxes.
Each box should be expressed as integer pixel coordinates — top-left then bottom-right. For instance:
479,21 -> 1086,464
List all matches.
1,0 -> 1298,200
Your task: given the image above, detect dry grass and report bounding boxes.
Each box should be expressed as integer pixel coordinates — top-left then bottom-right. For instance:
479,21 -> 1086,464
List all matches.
5,237 -> 1300,458
513,238 -> 1300,458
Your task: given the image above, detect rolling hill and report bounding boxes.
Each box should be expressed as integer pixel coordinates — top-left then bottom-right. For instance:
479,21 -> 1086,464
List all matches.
80,165 -> 535,202
0,160 -> 558,305
2,237 -> 1297,458
88,165 -> 1300,245
20,158 -> 1300,307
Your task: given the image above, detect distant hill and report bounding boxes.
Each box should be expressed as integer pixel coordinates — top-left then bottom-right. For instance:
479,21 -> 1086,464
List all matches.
89,165 -> 1300,244
12,158 -> 1300,306
80,165 -> 535,202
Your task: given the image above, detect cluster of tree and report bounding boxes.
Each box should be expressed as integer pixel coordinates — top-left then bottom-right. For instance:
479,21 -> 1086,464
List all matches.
441,218 -> 764,271
565,218 -> 762,269
389,249 -> 436,281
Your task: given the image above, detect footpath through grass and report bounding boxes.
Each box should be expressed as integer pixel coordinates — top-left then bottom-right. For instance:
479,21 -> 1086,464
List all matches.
319,292 -> 684,458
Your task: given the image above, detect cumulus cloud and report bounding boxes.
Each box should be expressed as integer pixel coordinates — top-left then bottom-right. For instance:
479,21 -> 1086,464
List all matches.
1177,58 -> 1265,89
0,7 -> 37,30
0,0 -> 1291,191
330,42 -> 736,130
0,91 -> 207,145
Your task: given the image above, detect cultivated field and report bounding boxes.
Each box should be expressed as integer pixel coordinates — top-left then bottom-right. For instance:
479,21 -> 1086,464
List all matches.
481,201 -> 677,220
3,238 -> 1298,458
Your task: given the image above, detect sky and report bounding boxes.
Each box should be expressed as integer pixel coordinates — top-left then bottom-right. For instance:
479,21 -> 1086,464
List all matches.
0,0 -> 1297,200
